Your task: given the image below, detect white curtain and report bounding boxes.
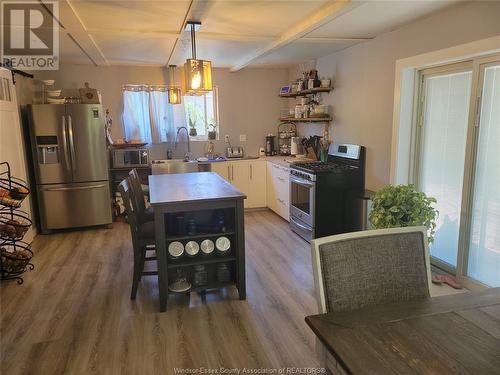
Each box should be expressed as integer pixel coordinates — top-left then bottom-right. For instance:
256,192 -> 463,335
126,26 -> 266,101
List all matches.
122,85 -> 179,144
122,89 -> 151,142
149,90 -> 175,143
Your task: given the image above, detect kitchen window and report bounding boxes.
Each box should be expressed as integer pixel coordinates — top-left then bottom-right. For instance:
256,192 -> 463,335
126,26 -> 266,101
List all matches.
122,85 -> 219,143
183,88 -> 219,140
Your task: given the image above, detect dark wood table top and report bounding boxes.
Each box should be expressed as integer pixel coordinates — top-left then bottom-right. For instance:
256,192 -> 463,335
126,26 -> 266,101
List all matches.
149,172 -> 246,205
306,288 -> 500,375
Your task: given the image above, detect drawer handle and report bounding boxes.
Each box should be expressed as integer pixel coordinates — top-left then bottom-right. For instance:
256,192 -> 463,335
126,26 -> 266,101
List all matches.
277,177 -> 285,182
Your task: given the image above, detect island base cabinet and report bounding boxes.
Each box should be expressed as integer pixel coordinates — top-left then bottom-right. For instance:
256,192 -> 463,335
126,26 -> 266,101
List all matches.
150,172 -> 246,312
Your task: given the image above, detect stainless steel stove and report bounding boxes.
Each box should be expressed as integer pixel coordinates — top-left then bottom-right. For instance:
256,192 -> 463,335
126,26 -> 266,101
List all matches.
289,143 -> 365,242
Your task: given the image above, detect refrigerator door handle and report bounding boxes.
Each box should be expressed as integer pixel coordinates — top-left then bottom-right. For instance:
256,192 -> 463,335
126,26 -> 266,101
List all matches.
61,116 -> 71,171
67,115 -> 76,173
41,184 -> 107,192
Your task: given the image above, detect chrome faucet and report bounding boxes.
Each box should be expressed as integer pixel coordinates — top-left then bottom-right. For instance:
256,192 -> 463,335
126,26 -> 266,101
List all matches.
174,126 -> 191,161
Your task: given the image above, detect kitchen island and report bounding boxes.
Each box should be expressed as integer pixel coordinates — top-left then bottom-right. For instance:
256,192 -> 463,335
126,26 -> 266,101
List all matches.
149,172 -> 247,312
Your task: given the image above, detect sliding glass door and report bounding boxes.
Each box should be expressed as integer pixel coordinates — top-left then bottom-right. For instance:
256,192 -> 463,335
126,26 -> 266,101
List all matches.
415,55 -> 500,287
467,62 -> 500,287
418,67 -> 472,270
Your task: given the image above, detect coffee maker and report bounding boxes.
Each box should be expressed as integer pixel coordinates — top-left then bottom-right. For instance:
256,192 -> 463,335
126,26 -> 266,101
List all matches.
265,134 -> 276,156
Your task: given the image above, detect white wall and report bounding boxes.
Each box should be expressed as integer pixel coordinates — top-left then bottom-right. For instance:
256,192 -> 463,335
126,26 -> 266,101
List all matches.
34,66 -> 289,159
0,68 -> 36,241
304,1 -> 500,190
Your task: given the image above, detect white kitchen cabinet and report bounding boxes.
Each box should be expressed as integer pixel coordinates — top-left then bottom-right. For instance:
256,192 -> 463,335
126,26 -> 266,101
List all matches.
247,160 -> 267,208
230,161 -> 250,201
266,162 -> 290,221
266,162 -> 277,213
211,161 -> 230,181
210,160 -> 267,208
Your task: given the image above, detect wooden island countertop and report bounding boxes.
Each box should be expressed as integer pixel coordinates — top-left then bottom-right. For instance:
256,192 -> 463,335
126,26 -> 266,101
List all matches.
149,172 -> 246,205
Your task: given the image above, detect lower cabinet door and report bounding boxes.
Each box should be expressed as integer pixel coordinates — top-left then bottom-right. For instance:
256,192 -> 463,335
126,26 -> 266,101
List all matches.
248,160 -> 266,208
210,161 -> 229,181
274,166 -> 290,221
230,162 -> 250,207
37,181 -> 112,231
266,162 -> 277,212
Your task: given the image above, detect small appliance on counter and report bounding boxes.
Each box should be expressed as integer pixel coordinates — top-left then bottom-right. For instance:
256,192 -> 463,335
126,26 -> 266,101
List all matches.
224,135 -> 244,158
225,146 -> 244,158
265,134 -> 276,156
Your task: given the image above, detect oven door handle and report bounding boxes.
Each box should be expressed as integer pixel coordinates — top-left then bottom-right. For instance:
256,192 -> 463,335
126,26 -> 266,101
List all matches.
290,217 -> 311,231
290,176 -> 313,187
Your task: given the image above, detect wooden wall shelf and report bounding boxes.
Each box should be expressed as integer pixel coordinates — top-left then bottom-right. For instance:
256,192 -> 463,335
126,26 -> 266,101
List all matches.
279,87 -> 332,98
279,117 -> 332,123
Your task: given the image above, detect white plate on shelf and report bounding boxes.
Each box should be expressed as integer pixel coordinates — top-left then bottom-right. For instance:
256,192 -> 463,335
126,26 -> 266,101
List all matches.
200,239 -> 214,254
41,79 -> 54,86
216,236 -> 231,252
46,89 -> 61,97
168,241 -> 184,258
185,241 -> 199,256
46,98 -> 65,104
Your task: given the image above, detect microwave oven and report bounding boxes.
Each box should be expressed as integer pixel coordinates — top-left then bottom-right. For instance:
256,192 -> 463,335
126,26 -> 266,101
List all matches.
112,148 -> 149,168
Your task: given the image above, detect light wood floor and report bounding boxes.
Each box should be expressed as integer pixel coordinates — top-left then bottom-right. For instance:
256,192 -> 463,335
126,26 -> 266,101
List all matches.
1,210 -> 321,374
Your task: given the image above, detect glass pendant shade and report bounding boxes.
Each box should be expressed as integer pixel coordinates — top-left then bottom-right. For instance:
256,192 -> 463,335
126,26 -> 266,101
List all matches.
184,59 -> 204,94
168,87 -> 182,104
183,21 -> 213,95
201,60 -> 213,92
168,65 -> 182,104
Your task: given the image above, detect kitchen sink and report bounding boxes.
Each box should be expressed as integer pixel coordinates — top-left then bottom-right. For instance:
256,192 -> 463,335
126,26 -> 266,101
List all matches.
151,159 -> 200,175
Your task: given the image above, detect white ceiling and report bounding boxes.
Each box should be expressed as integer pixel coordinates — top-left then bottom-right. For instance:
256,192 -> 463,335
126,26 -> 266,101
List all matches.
52,0 -> 459,69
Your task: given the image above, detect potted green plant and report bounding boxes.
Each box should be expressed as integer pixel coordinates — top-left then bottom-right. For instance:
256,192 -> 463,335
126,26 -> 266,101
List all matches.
369,184 -> 438,242
207,122 -> 217,140
188,114 -> 197,137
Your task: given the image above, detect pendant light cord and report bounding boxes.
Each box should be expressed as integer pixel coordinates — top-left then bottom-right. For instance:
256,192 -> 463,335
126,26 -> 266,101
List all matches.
191,23 -> 197,59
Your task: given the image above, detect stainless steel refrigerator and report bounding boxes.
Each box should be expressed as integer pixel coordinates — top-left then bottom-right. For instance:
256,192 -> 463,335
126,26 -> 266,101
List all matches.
27,104 -> 112,233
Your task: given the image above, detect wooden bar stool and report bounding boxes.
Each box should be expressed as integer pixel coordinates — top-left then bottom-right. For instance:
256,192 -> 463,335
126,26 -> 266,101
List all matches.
118,176 -> 157,300
128,168 -> 154,223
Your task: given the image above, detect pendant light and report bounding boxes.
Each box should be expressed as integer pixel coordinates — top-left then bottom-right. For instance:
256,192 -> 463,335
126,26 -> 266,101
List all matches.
168,65 -> 182,104
184,21 -> 213,95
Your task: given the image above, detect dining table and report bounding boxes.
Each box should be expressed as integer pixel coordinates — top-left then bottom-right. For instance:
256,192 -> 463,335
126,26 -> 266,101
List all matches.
305,287 -> 500,374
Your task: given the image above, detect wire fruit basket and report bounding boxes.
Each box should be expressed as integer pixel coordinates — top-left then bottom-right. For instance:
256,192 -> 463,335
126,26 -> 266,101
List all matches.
0,162 -> 34,284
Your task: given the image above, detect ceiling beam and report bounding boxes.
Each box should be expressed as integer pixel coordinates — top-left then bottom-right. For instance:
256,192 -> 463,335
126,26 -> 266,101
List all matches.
60,0 -> 109,66
229,0 -> 364,72
85,28 -> 276,42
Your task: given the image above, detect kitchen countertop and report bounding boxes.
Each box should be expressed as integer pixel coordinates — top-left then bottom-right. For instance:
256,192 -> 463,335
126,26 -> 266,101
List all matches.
264,155 -> 311,168
152,155 -> 312,169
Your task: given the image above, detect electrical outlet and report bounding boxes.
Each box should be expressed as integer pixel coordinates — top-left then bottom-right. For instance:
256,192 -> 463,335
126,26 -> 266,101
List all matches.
224,135 -> 230,143
239,134 -> 247,142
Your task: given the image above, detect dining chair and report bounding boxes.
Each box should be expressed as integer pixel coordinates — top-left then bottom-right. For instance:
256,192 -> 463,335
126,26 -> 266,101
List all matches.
118,176 -> 157,300
128,168 -> 154,223
310,226 -> 431,374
